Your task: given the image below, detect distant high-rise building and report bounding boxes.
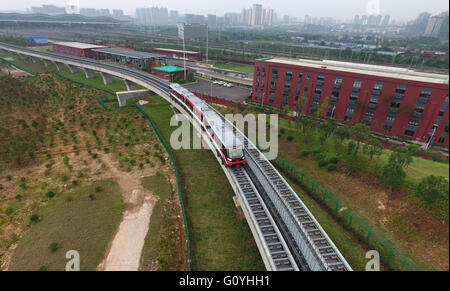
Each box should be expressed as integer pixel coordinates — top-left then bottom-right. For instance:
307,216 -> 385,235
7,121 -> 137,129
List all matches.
98,9 -> 110,17
304,15 -> 312,25
169,10 -> 179,24
241,8 -> 251,25
424,15 -> 445,37
354,15 -> 360,24
207,14 -> 217,28
251,4 -> 263,26
375,14 -> 383,26
185,14 -> 205,24
135,7 -> 168,26
406,12 -> 431,36
382,14 -> 390,26
241,4 -> 271,27
361,15 -> 368,25
31,5 -> 66,15
80,8 -> 96,17
112,9 -> 124,19
224,13 -> 241,26
266,9 -> 274,26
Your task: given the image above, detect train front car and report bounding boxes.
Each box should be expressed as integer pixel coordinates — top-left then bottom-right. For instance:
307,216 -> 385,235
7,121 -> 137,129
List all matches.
220,134 -> 246,166
169,83 -> 245,167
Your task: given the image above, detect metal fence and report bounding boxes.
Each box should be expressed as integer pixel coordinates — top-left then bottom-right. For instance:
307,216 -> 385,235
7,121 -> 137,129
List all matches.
273,156 -> 421,271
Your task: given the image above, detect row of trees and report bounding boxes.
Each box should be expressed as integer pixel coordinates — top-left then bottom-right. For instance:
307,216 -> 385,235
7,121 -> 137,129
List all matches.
289,112 -> 448,217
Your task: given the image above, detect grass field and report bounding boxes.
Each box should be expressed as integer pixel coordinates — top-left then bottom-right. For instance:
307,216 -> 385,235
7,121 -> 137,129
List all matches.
8,179 -> 124,271
207,61 -> 254,74
140,173 -> 186,270
139,97 -> 264,271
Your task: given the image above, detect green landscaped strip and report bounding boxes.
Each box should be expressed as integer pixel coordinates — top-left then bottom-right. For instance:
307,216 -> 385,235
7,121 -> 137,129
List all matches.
140,173 -> 177,270
154,66 -> 186,73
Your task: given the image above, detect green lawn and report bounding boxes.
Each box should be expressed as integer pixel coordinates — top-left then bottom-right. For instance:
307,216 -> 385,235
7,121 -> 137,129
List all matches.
207,61 -> 254,74
140,173 -> 185,270
140,97 -> 264,271
9,179 -> 124,271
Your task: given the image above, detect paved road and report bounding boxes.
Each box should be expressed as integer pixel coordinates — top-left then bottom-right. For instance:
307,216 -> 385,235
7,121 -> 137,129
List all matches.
184,78 -> 251,103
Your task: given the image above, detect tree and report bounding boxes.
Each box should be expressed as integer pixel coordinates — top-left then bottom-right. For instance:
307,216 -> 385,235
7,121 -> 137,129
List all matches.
318,118 -> 338,142
390,148 -> 413,168
363,138 -> 383,160
334,126 -> 351,148
351,123 -> 371,153
317,97 -> 330,117
415,175 -> 449,205
380,160 -> 406,192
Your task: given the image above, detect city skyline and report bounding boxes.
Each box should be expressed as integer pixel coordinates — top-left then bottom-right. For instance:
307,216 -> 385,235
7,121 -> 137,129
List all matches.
1,0 -> 448,22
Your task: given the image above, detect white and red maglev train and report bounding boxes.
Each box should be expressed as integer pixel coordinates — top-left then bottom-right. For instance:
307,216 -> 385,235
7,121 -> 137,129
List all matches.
169,83 -> 246,166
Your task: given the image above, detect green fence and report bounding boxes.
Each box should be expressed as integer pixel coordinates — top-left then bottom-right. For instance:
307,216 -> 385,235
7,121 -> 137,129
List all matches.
273,156 -> 421,271
135,104 -> 192,271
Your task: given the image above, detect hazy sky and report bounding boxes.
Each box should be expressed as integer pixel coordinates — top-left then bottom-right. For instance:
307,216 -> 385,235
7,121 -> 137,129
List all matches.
2,0 -> 449,21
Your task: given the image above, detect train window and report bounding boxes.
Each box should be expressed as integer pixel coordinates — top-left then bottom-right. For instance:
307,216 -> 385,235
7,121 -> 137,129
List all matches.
227,147 -> 244,160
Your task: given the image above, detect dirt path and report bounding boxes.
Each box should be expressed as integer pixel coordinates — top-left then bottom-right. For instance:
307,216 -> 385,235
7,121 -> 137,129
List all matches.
97,155 -> 157,271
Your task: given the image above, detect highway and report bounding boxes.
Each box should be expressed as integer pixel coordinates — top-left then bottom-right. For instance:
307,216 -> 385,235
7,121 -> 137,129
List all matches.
0,42 -> 352,271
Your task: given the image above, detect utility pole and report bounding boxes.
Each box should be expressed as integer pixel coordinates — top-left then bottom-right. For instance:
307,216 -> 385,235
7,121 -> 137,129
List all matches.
206,25 -> 209,64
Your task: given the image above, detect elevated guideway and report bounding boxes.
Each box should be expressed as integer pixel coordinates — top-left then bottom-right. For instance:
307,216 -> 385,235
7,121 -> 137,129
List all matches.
0,42 -> 351,271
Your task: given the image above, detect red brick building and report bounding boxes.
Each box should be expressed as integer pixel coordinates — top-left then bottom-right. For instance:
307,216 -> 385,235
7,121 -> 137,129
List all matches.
151,47 -> 203,61
253,58 -> 449,148
52,42 -> 105,58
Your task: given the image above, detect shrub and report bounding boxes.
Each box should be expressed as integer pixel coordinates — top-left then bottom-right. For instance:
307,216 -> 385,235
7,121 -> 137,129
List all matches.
326,164 -> 337,172
49,242 -> 59,252
328,157 -> 340,164
15,194 -> 23,201
318,159 -> 328,167
30,214 -> 40,223
287,136 -> 294,142
89,194 -> 95,201
5,207 -> 14,215
65,195 -> 73,202
95,186 -> 103,193
45,191 -> 55,198
415,175 -> 449,206
92,153 -> 98,159
280,128 -> 286,135
300,150 -> 309,157
315,153 -> 326,161
37,265 -> 47,271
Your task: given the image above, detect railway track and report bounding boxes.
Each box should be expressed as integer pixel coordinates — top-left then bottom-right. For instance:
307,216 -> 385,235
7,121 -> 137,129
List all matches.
0,42 -> 351,271
208,104 -> 352,271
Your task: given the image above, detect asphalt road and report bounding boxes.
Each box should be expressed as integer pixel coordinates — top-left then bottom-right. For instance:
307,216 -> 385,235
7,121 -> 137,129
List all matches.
184,78 -> 251,103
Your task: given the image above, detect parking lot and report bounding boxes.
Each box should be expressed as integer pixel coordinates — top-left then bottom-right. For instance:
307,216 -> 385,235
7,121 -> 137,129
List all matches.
184,78 -> 252,103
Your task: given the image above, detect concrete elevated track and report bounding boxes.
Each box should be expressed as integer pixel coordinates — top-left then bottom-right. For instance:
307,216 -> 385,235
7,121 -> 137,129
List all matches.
0,42 -> 352,271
